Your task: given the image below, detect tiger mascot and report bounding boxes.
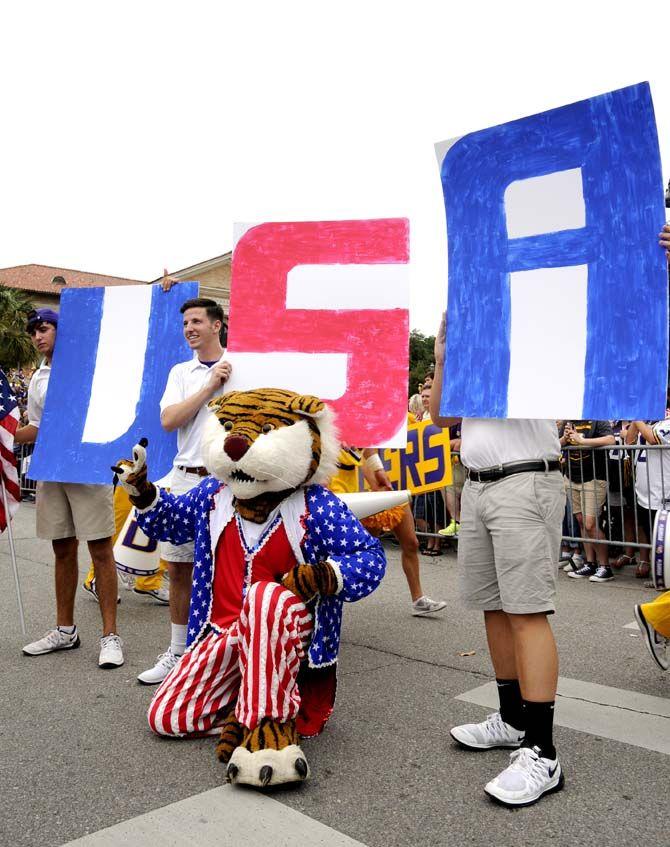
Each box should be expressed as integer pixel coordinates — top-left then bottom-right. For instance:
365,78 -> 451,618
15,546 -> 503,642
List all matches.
113,388 -> 386,788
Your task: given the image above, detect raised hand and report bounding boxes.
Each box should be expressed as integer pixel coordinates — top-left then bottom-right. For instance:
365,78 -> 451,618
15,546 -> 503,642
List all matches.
659,224 -> 670,260
111,438 -> 157,509
434,312 -> 447,366
160,267 -> 179,292
207,359 -> 232,392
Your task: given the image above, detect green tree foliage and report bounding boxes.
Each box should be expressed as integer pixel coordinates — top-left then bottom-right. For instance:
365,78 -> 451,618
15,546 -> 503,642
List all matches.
0,287 -> 38,371
409,329 -> 435,399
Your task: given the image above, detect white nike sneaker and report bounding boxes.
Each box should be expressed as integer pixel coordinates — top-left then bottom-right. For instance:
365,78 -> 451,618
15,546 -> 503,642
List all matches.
137,646 -> 181,685
99,634 -> 124,669
450,711 -> 524,750
23,627 -> 80,656
485,745 -> 564,807
412,596 -> 447,616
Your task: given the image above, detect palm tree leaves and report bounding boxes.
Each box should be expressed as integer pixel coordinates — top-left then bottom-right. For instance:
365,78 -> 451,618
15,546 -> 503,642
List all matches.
0,287 -> 39,370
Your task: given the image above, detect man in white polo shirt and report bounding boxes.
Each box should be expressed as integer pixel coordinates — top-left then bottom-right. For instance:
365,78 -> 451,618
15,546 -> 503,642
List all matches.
138,297 -> 231,684
16,309 -> 123,669
430,316 -> 564,808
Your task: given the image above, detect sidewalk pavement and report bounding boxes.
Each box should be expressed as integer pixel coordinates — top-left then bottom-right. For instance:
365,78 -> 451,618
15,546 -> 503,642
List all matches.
1,503 -> 669,847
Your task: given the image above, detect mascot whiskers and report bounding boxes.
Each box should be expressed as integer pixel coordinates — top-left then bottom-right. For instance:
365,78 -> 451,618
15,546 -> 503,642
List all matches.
113,388 -> 386,788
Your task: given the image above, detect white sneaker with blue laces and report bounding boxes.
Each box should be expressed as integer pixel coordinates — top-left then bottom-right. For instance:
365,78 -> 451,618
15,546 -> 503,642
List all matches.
589,566 -> 614,583
485,745 -> 564,807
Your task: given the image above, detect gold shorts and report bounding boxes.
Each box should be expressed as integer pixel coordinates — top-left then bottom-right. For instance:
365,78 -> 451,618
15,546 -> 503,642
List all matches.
566,478 -> 608,518
36,482 -> 115,541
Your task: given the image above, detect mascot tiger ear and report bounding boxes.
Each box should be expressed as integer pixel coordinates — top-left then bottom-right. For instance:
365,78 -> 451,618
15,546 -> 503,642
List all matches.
287,394 -> 326,417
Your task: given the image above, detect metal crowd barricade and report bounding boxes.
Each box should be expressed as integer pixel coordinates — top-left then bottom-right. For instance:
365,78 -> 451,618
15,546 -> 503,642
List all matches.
406,443 -> 670,561
410,452 -> 458,546
561,442 -> 668,559
14,443 -> 36,500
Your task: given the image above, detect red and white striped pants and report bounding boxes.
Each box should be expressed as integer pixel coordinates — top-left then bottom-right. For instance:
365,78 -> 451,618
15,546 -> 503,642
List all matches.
148,581 -> 313,737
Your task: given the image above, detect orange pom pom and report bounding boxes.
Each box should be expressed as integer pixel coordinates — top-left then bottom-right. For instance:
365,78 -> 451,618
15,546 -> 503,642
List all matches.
361,504 -> 407,535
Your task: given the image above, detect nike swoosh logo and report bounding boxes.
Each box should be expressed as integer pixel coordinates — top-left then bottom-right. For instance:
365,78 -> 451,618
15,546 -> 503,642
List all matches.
549,764 -> 559,778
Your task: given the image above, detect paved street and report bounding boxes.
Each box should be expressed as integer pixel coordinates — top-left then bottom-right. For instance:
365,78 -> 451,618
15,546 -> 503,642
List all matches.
1,502 -> 669,847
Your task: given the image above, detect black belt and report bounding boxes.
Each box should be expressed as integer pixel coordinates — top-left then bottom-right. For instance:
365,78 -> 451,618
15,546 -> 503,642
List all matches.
177,465 -> 208,477
466,460 -> 560,483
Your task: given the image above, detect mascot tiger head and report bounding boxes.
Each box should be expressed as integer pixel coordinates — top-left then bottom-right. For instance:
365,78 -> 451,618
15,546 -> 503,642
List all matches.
201,388 -> 339,500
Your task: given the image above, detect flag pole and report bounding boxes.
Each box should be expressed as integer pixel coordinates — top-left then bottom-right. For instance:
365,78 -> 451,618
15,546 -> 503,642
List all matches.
1,473 -> 27,636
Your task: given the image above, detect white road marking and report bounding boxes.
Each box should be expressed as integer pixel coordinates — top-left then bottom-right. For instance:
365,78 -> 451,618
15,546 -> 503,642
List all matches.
61,784 -> 367,847
457,676 -> 670,755
623,621 -> 639,630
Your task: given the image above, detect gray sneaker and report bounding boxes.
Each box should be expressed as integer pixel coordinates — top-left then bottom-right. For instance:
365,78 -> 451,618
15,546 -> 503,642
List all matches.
451,711 -> 524,750
23,628 -> 80,656
412,596 -> 447,616
133,586 -> 170,605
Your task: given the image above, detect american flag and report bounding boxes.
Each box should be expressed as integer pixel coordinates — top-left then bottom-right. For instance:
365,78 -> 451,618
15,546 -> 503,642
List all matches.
0,369 -> 21,533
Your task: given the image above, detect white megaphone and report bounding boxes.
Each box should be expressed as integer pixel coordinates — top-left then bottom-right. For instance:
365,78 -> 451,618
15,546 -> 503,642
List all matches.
113,508 -> 161,576
337,490 -> 411,520
651,509 -> 670,591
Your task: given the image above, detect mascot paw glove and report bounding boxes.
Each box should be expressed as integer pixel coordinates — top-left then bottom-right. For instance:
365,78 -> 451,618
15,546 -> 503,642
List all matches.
281,562 -> 339,603
111,438 -> 157,510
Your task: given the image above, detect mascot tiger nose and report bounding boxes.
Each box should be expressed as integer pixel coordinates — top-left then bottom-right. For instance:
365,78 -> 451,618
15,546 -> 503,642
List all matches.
222,434 -> 249,462
112,388 -> 387,789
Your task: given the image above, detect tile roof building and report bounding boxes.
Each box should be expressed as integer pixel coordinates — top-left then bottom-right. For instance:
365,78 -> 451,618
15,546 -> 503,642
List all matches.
0,264 -> 146,309
0,253 -> 232,312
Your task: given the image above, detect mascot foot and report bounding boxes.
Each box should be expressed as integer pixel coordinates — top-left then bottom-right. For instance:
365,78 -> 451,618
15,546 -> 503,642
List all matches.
226,718 -> 310,788
215,707 -> 244,764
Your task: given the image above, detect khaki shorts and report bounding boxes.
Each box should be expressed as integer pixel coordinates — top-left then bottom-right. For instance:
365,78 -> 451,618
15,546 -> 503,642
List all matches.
566,478 -> 608,518
36,482 -> 115,542
446,461 -> 466,494
159,467 -> 203,563
458,471 -> 564,614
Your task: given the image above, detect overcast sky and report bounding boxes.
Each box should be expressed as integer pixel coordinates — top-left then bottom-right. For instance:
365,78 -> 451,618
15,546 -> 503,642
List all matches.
1,1 -> 668,334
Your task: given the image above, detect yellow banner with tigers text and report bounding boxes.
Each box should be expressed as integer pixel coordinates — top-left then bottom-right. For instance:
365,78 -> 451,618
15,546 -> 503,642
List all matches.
356,418 -> 452,494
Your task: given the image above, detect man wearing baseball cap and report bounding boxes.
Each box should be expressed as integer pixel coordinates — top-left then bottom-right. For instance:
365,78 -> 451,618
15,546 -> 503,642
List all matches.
14,309 -> 124,668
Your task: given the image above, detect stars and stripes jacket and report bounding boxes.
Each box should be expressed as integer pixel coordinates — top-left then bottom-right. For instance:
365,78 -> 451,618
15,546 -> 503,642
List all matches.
136,478 -> 386,668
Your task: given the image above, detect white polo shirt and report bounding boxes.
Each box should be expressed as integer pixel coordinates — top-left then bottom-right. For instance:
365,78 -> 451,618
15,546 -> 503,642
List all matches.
160,353 -> 227,468
634,419 -> 670,510
460,418 -> 561,471
27,360 -> 51,428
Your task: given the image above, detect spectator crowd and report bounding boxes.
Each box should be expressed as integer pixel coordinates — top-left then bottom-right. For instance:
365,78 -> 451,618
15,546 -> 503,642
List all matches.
406,383 -> 670,587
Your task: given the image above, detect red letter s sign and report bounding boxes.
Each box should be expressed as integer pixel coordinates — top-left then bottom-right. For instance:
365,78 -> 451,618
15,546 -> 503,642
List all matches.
227,219 -> 410,447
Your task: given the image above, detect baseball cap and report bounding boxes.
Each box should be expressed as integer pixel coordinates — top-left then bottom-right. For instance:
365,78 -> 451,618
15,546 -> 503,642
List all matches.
26,308 -> 59,332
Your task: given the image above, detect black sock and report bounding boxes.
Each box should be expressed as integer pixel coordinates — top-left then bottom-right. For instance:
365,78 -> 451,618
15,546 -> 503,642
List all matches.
522,700 -> 556,760
496,678 -> 524,731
